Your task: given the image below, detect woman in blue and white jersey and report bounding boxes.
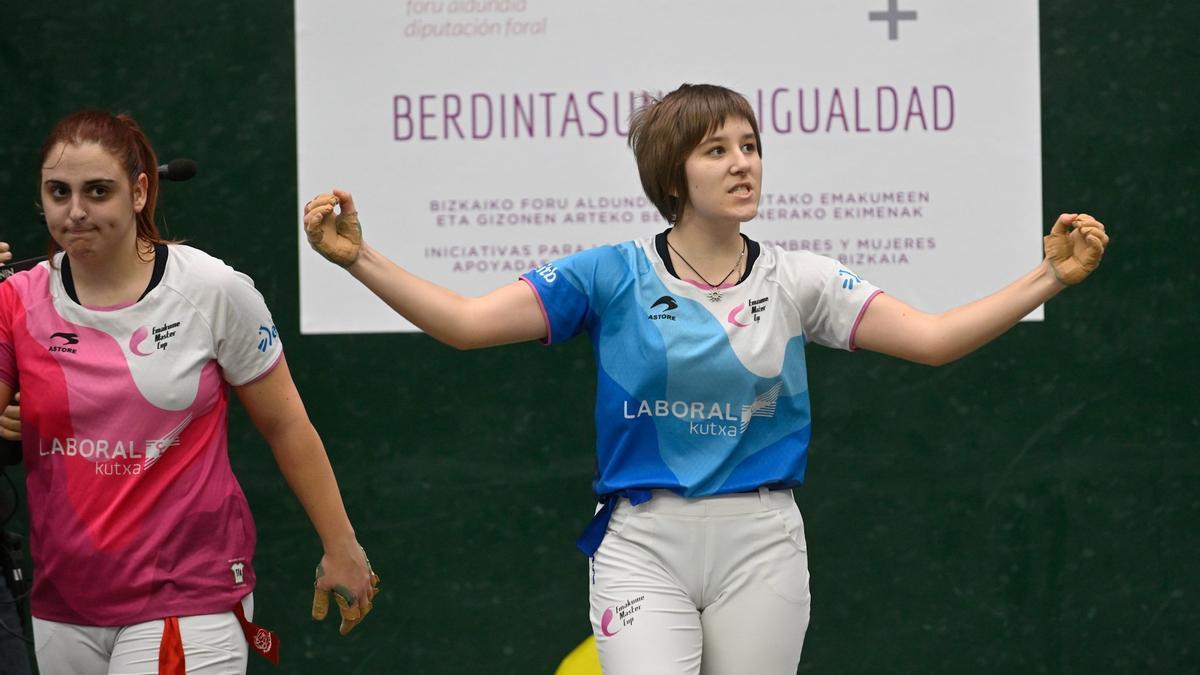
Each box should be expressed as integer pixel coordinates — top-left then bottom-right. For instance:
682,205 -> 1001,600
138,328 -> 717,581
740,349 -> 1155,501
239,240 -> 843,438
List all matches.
303,84 -> 1108,675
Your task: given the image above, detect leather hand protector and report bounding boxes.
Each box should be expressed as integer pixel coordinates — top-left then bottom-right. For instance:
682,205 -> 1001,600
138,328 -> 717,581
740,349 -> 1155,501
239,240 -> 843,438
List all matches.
305,200 -> 362,268
311,559 -> 380,635
1043,214 -> 1106,285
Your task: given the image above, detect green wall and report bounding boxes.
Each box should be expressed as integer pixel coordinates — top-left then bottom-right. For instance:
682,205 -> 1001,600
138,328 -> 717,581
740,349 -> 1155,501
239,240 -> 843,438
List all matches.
1,2 -> 1196,672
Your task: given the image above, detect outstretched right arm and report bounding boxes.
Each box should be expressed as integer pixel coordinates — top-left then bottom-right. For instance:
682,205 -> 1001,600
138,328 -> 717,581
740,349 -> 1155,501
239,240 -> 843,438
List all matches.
303,189 -> 546,350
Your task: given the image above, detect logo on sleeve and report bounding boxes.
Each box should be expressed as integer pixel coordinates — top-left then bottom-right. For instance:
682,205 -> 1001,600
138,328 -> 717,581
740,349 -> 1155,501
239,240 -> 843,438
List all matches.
533,263 -> 558,284
648,296 -> 678,321
257,324 -> 278,352
838,269 -> 863,289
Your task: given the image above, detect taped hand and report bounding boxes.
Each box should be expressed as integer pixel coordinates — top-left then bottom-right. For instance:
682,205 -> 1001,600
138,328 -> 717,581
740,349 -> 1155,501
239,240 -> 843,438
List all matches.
1043,213 -> 1109,285
303,189 -> 363,268
312,550 -> 380,635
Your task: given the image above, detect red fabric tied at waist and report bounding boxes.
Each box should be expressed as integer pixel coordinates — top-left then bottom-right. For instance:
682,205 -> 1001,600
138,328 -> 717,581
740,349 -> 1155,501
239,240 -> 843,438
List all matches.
158,616 -> 185,675
233,601 -> 280,666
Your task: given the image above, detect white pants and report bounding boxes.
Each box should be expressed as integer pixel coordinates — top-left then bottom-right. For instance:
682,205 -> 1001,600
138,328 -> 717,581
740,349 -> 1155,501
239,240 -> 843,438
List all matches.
589,489 -> 811,675
32,594 -> 253,675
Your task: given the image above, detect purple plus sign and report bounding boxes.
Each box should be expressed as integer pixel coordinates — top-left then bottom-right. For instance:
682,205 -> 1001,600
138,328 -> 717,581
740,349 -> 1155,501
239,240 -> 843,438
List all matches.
869,0 -> 918,40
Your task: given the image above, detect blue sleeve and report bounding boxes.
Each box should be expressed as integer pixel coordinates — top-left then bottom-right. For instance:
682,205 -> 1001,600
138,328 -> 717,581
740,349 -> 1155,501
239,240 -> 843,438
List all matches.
520,245 -> 618,345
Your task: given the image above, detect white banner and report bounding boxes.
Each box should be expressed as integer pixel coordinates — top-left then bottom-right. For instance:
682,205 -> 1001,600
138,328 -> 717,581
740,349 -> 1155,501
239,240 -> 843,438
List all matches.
296,0 -> 1042,334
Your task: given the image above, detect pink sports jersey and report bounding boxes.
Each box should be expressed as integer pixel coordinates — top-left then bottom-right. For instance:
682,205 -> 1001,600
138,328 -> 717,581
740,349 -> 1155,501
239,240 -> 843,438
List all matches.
0,245 -> 282,626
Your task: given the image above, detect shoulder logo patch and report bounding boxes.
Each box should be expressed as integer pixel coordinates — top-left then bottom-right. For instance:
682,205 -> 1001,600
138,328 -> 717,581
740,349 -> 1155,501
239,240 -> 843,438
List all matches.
838,269 -> 862,289
257,324 -> 278,352
533,263 -> 558,284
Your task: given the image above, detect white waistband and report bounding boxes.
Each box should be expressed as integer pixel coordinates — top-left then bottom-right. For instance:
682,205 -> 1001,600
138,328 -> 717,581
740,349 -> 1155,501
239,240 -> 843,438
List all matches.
622,488 -> 795,516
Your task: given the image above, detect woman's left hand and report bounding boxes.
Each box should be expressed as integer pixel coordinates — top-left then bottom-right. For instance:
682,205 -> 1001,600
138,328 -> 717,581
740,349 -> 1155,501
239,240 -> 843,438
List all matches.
1044,213 -> 1109,285
311,541 -> 380,635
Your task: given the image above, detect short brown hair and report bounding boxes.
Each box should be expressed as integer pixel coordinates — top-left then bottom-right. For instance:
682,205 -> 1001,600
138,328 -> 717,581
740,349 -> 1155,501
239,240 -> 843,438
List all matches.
628,84 -> 762,223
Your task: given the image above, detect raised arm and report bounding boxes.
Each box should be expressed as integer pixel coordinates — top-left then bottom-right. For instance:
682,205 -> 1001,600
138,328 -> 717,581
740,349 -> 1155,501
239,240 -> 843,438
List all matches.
234,356 -> 378,634
854,213 -> 1108,366
303,189 -> 546,350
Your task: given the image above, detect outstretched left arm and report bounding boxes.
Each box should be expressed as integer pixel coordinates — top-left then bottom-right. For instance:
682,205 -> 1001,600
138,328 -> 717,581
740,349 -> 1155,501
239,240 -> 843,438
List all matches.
854,213 -> 1108,366
235,355 -> 377,632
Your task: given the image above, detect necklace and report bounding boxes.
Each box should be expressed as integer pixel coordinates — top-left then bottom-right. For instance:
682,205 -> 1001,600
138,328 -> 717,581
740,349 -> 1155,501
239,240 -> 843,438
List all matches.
666,235 -> 746,302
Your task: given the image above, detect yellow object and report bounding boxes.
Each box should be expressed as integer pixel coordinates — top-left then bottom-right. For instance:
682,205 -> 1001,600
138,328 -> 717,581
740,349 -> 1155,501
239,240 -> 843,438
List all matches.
555,635 -> 601,675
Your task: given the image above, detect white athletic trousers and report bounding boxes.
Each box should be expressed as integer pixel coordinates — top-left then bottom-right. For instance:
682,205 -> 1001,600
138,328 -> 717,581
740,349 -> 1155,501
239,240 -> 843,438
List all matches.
32,593 -> 253,675
589,489 -> 811,675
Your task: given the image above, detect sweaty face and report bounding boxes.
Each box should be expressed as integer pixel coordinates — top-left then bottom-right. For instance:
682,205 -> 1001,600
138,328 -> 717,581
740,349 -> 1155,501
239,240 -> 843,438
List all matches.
41,141 -> 146,260
678,116 -> 761,227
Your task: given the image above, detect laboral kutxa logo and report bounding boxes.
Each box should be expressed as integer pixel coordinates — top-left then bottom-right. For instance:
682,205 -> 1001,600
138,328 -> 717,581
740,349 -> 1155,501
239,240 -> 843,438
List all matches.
37,412 -> 191,477
622,382 -> 785,437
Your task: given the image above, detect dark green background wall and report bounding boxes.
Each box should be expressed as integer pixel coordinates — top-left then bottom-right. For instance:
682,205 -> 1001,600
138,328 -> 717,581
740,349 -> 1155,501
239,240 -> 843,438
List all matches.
1,2 -> 1196,673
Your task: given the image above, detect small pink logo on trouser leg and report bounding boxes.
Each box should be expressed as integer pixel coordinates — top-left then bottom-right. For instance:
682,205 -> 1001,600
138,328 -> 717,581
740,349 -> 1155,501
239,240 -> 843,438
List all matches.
600,607 -> 622,637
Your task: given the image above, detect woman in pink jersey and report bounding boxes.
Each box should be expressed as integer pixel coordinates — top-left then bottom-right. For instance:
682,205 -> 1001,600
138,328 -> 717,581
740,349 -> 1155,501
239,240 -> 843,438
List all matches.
0,110 -> 379,675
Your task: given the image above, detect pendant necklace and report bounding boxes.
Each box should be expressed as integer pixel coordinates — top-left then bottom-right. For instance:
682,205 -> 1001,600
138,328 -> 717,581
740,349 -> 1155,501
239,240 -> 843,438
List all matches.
666,235 -> 746,303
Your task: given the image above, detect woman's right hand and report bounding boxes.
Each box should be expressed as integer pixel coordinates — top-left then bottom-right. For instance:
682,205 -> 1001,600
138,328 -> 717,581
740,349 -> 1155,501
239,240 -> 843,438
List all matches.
303,189 -> 363,268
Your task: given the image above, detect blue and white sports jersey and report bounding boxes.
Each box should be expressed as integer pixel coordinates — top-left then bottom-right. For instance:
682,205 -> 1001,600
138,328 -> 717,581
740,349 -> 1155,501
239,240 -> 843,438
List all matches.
521,233 -> 881,510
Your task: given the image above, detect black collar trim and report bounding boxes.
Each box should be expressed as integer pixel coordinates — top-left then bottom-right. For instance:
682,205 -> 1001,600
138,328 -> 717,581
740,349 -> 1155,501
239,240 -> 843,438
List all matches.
62,243 -> 168,306
654,228 -> 760,285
